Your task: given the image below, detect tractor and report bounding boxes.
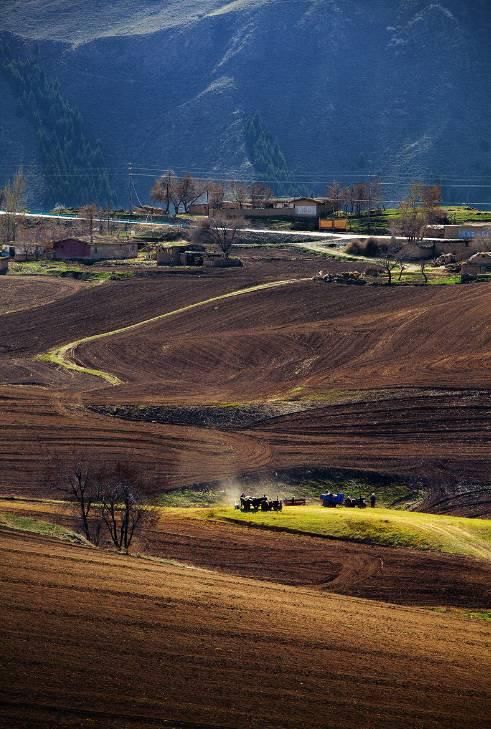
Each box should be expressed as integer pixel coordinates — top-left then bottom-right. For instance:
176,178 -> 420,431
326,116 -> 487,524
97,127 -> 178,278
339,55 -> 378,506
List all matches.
235,494 -> 283,513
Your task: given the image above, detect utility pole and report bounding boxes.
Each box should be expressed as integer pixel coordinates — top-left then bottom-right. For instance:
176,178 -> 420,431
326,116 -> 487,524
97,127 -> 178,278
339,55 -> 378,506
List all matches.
367,177 -> 372,234
128,162 -> 133,215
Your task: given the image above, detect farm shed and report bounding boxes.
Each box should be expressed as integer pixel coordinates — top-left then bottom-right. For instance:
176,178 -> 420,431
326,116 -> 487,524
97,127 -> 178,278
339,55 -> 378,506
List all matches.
52,239 -> 138,261
461,252 -> 491,275
221,197 -> 331,221
399,242 -> 434,260
157,243 -> 205,267
188,203 -> 209,215
434,239 -> 480,259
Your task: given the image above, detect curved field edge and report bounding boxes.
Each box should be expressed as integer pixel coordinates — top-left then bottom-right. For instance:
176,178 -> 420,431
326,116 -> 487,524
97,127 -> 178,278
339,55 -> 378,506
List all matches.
195,506 -> 491,560
0,510 -> 89,545
36,278 -> 302,384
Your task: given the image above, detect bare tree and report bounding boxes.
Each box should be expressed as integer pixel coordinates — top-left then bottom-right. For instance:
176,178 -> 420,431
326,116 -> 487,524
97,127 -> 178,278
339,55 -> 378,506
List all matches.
207,181 -> 225,212
151,170 -> 177,215
250,182 -> 273,208
325,181 -> 345,213
397,259 -> 407,281
230,180 -> 251,209
382,255 -> 399,285
175,174 -> 206,214
79,204 -> 99,244
1,168 -> 26,243
99,463 -> 155,553
192,214 -> 243,258
367,179 -> 382,211
352,182 -> 368,215
48,457 -> 103,544
152,173 -> 205,215
420,260 -> 428,284
422,184 -> 442,223
395,182 -> 443,241
99,207 -> 115,235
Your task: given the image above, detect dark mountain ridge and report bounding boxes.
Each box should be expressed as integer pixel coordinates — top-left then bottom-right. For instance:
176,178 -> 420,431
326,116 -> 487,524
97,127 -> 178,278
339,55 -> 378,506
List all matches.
1,0 -> 490,208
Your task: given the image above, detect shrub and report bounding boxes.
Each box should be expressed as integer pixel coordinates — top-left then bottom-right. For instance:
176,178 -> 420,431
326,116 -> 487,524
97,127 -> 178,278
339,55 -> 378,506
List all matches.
346,238 -> 388,257
346,240 -> 362,255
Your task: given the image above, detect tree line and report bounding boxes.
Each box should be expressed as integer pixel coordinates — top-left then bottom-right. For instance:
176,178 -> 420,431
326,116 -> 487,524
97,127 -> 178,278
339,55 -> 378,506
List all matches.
244,113 -> 292,191
150,171 -> 274,214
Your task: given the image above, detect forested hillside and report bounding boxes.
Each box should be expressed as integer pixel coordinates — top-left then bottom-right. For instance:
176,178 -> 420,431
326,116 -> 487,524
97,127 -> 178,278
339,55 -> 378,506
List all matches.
0,0 -> 490,208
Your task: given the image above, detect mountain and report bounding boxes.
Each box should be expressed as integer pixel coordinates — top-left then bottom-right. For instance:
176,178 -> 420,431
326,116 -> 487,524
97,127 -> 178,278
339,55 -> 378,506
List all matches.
0,0 -> 490,209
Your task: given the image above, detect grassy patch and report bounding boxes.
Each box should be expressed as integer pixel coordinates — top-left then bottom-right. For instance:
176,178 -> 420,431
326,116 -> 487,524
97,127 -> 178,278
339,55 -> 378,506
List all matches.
202,506 -> 491,559
156,487 -> 227,508
267,480 -> 416,508
0,511 -> 87,544
428,274 -> 461,285
9,260 -> 133,281
466,610 -> 491,622
348,206 -> 491,235
444,207 -> 491,224
155,472 -> 417,510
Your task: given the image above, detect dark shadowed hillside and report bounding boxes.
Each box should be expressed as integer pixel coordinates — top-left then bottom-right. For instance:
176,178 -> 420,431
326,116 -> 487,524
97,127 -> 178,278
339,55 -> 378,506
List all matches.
0,0 -> 490,208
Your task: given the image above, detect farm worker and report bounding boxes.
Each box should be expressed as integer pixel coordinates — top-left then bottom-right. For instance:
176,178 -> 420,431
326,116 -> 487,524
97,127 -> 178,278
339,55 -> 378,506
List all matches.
370,493 -> 376,508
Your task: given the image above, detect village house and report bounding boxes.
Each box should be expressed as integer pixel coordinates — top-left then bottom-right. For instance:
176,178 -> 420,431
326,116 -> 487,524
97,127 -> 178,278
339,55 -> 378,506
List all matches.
221,196 -> 332,221
461,252 -> 491,276
443,223 -> 491,240
52,238 -> 138,262
289,197 -> 325,217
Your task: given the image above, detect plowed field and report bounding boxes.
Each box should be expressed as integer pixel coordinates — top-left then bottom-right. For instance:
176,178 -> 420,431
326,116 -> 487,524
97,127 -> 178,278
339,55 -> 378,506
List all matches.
0,255 -> 489,512
0,275 -> 85,315
1,528 -> 490,729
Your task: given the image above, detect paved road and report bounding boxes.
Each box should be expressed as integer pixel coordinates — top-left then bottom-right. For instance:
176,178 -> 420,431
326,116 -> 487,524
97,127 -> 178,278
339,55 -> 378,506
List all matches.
0,210 -> 444,242
0,210 -> 177,227
241,227 -> 444,243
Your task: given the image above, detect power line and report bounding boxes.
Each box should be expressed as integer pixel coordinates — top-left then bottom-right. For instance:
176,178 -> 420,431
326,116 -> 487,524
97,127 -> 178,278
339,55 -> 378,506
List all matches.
4,162 -> 491,183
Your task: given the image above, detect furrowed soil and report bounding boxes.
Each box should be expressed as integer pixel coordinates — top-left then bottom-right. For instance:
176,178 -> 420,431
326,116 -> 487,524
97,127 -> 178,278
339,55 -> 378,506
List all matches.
1,528 -> 490,729
0,251 -> 489,515
0,275 -> 86,315
2,500 -> 489,609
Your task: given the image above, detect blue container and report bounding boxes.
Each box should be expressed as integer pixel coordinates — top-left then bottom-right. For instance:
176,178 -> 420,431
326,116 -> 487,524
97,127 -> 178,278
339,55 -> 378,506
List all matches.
320,493 -> 345,507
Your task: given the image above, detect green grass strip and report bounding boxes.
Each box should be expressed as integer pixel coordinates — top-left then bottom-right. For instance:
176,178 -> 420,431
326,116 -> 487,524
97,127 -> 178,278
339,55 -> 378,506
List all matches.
0,511 -> 87,544
37,279 -> 302,385
202,506 -> 491,560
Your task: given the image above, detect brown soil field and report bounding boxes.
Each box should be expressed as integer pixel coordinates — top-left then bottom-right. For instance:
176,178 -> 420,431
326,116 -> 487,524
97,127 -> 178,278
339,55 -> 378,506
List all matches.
0,387 -> 270,494
77,280 -> 490,510
81,281 -> 490,397
1,527 -> 490,729
0,254 -> 489,512
2,500 -> 489,610
0,275 -> 85,315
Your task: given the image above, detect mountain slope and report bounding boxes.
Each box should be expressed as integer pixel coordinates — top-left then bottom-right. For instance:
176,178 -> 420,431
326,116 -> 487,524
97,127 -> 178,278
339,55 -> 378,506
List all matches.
0,1 -> 272,44
0,0 -> 490,208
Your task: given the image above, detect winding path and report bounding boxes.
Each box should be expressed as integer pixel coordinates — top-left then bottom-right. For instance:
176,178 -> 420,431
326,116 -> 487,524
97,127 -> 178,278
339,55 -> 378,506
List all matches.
38,278 -> 305,385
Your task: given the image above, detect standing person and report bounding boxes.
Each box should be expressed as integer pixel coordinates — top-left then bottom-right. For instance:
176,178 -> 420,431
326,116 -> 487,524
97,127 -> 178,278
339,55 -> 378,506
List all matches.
370,492 -> 376,508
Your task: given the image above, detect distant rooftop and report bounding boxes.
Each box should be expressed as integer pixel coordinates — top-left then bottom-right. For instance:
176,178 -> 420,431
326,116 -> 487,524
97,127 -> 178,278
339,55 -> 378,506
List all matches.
446,222 -> 491,228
